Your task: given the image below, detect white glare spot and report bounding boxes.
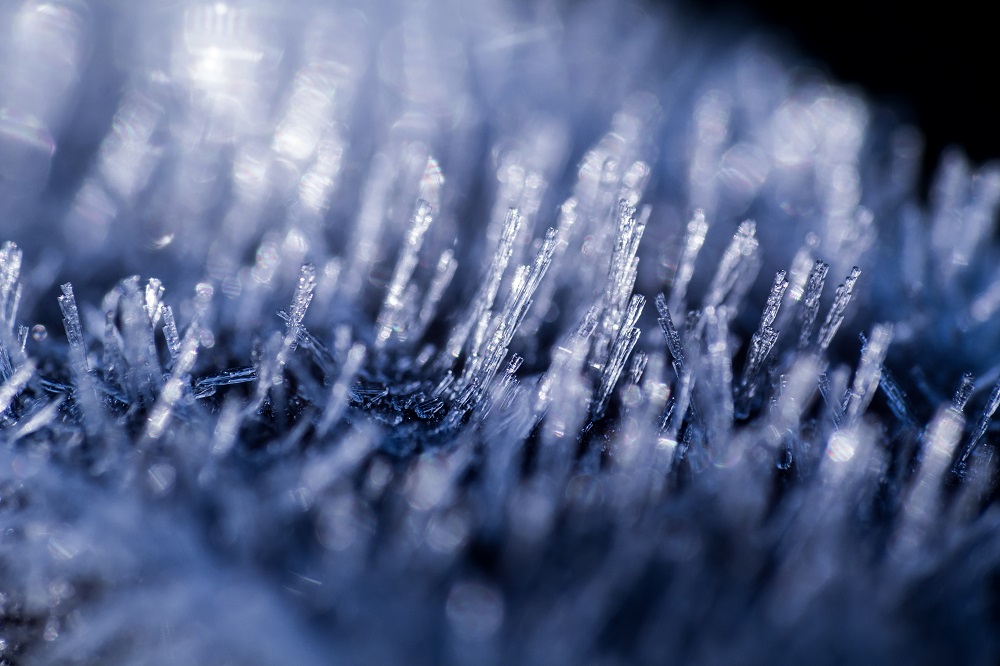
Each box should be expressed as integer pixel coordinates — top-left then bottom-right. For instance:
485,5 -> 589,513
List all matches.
827,431 -> 856,463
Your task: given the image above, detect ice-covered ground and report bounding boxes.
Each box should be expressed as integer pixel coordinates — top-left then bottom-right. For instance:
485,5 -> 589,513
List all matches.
2,1 -> 1000,664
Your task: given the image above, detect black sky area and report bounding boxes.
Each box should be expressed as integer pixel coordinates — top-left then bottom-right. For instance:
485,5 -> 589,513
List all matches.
670,0 -> 998,192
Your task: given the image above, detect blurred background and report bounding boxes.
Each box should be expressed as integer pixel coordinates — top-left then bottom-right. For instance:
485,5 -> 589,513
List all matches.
672,0 -> 998,194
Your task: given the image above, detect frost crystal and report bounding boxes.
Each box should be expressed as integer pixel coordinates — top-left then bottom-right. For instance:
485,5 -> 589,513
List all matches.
0,1 -> 998,664
817,266 -> 862,353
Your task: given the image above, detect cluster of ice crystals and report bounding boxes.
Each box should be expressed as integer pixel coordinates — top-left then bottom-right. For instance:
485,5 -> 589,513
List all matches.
2,0 -> 1000,664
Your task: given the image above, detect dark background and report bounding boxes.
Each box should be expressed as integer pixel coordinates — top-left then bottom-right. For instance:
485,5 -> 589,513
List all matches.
673,0 -> 998,194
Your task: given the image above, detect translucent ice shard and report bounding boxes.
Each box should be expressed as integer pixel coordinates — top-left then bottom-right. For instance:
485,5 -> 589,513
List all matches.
144,327 -> 200,441
655,294 -> 687,378
614,354 -> 670,472
592,293 -> 644,421
0,241 -> 23,339
210,396 -> 242,458
952,372 -> 975,412
702,305 -> 734,446
300,426 -> 378,505
376,200 -> 436,349
57,281 -> 107,435
58,283 -> 88,372
410,249 -> 457,344
250,264 -> 317,410
967,266 -> 1000,324
118,276 -> 164,403
481,354 -> 523,420
956,377 -> 1000,471
816,266 -> 861,353
667,209 -> 709,315
144,278 -> 164,327
536,309 -> 598,419
764,354 -> 822,452
536,325 -> 593,482
0,356 -> 34,416
455,226 -> 560,409
591,201 -> 647,375
161,305 -> 182,362
736,270 -> 787,418
895,405 -> 965,556
284,264 -> 318,356
445,208 -> 521,361
842,323 -> 892,427
578,199 -> 647,421
340,154 -> 396,300
496,228 -> 560,347
9,395 -> 64,440
316,343 -> 366,438
195,368 -> 257,399
797,260 -> 829,349
520,199 -> 577,337
701,220 -> 759,326
689,91 -> 731,215
878,366 -> 918,430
